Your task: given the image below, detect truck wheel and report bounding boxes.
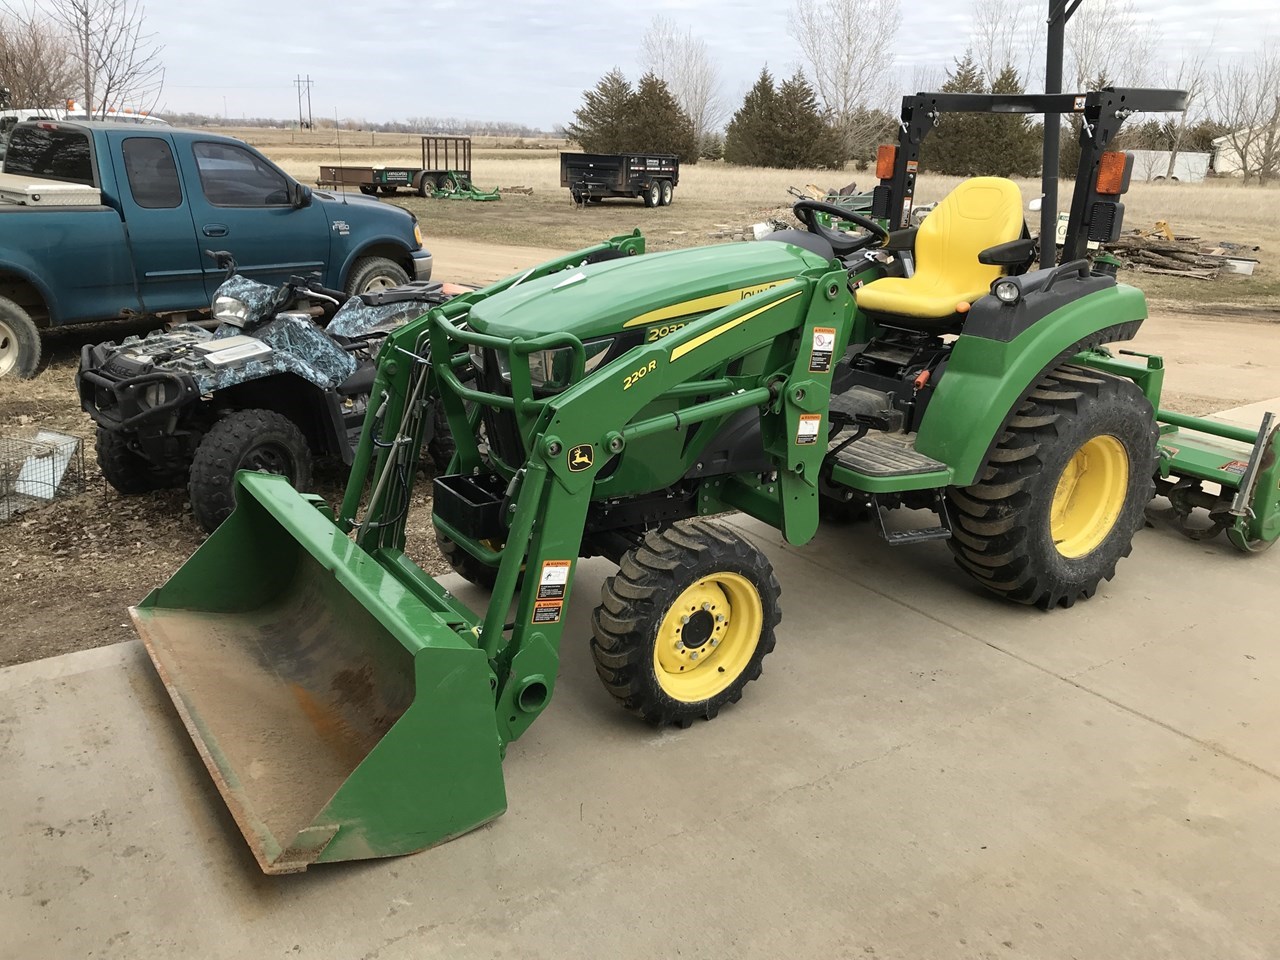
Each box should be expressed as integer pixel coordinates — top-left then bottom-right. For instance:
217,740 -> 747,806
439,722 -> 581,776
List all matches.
660,180 -> 673,206
643,182 -> 660,208
188,409 -> 312,532
418,176 -> 437,197
0,296 -> 41,379
591,519 -> 781,727
95,428 -> 174,494
345,256 -> 410,296
946,365 -> 1157,609
359,184 -> 378,196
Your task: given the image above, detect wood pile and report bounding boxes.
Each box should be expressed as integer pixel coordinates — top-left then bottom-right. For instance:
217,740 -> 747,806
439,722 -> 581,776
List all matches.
1103,229 -> 1261,281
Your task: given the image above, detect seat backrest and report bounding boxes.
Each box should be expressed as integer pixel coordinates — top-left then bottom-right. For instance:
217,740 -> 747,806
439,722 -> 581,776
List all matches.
914,177 -> 1024,294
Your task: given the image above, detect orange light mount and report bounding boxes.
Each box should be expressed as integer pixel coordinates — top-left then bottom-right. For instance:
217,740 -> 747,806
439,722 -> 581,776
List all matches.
1095,151 -> 1131,195
875,144 -> 898,180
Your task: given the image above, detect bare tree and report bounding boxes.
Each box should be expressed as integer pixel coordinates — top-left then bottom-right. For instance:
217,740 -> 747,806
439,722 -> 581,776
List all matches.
790,0 -> 901,159
1158,45 -> 1211,179
1065,0 -> 1161,89
969,0 -> 1041,87
46,0 -> 164,118
639,15 -> 724,148
1211,43 -> 1280,185
0,7 -> 78,106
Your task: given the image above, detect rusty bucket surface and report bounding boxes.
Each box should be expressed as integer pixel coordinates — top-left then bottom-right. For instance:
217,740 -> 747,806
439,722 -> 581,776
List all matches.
132,472 -> 506,873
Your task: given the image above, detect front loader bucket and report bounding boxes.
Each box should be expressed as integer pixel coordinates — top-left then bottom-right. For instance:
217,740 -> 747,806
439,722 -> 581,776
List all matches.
131,473 -> 506,874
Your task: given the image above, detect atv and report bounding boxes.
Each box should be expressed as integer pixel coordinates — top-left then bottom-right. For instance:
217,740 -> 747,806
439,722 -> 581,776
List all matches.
78,254 -> 461,530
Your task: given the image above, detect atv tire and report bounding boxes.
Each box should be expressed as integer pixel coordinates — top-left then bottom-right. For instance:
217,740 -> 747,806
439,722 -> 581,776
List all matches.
96,428 -> 175,494
0,296 -> 41,380
188,409 -> 312,532
591,519 -> 781,727
345,256 -> 410,296
946,364 -> 1157,609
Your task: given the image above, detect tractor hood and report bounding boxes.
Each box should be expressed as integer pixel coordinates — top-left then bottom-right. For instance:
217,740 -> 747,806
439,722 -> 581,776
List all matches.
467,240 -> 833,342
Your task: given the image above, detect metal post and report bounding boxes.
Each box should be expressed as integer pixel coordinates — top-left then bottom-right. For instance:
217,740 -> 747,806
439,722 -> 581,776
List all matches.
1041,0 -> 1067,268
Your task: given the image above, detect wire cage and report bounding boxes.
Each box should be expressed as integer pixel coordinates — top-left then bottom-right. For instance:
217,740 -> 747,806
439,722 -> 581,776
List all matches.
0,431 -> 86,522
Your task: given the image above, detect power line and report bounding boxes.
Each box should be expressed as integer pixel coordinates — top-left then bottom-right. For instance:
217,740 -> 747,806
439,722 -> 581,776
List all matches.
293,74 -> 314,129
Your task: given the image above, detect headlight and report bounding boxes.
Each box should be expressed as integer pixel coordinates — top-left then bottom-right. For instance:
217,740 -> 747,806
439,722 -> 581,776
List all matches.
413,222 -> 425,248
993,279 -> 1021,304
524,339 -> 613,389
212,295 -> 250,326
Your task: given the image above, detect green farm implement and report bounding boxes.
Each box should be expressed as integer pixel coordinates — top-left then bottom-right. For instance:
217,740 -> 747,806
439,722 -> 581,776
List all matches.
132,87 -> 1277,873
431,170 -> 500,201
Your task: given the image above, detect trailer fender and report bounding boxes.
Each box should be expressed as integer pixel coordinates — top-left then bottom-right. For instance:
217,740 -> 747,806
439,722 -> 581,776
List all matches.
915,283 -> 1148,487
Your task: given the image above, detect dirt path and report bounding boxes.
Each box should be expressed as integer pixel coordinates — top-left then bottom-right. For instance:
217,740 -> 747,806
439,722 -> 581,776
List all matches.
1,241 -> 1277,666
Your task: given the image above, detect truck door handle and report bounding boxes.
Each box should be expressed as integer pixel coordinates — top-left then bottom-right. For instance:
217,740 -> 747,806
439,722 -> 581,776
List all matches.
202,223 -> 228,237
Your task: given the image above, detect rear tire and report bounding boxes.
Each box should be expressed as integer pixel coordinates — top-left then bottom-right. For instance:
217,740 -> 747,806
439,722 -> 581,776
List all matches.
946,364 -> 1157,609
188,409 -> 312,532
660,180 -> 673,206
643,182 -> 660,207
345,256 -> 410,296
95,428 -> 173,494
591,519 -> 781,727
418,175 -> 437,197
0,296 -> 41,379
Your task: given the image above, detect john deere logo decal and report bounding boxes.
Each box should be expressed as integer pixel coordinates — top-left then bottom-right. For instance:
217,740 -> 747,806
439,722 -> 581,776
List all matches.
568,444 -> 594,472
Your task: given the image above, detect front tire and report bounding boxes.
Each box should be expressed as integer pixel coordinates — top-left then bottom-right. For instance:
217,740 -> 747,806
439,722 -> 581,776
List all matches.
947,364 -> 1157,609
643,182 -> 660,207
0,296 -> 41,379
418,175 -> 437,197
95,428 -> 174,494
591,519 -> 781,727
344,256 -> 410,296
188,409 -> 312,532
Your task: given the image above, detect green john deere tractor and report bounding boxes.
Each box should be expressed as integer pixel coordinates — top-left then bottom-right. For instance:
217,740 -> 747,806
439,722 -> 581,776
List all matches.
131,88 -> 1279,873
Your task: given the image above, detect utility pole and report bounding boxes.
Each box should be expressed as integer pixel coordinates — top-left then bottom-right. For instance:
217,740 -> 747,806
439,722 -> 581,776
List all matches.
1042,0 -> 1082,268
293,74 -> 314,130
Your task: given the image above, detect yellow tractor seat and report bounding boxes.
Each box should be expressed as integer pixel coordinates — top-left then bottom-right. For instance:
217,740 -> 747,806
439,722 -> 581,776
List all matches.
855,177 -> 1025,330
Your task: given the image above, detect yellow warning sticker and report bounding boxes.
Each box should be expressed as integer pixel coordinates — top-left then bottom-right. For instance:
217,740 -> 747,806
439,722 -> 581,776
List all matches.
532,600 -> 564,624
536,559 -> 572,601
796,413 -> 822,445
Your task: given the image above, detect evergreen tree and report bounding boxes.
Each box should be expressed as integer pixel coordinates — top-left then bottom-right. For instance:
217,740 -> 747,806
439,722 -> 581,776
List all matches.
919,53 -> 987,175
629,72 -> 698,161
724,68 -> 779,166
920,55 -> 1040,177
986,65 -> 1041,177
565,68 -> 634,154
775,71 -> 844,169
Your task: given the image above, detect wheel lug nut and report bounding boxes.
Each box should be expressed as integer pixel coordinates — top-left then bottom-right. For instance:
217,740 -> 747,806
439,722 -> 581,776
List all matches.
702,603 -> 712,611
681,615 -> 690,625
710,638 -> 719,647
675,640 -> 685,651
715,614 -> 725,623
690,651 -> 699,661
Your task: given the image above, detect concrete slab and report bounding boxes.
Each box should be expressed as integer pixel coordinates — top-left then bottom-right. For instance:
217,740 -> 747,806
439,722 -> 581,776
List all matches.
3,521 -> 1280,959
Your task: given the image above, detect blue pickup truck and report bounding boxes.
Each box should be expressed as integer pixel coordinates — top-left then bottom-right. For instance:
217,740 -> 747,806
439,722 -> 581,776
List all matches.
0,120 -> 432,378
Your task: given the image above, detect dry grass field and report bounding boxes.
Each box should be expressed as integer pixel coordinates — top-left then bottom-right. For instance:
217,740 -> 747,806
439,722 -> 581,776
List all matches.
225,126 -> 1280,318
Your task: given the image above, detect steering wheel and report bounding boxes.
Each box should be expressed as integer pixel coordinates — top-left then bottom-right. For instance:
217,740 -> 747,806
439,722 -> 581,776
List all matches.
792,199 -> 890,256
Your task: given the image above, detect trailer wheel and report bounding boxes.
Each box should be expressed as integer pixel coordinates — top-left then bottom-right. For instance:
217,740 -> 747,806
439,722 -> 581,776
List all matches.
946,364 -> 1156,609
440,174 -> 459,194
345,256 -> 410,296
378,185 -> 398,196
0,296 -> 41,379
359,184 -> 378,196
418,175 -> 437,197
188,409 -> 312,532
643,182 -> 660,208
660,180 -> 673,206
95,428 -> 176,494
591,519 -> 781,727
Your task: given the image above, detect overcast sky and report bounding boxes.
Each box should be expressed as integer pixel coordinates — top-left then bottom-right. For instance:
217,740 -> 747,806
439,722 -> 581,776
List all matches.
148,0 -> 1280,127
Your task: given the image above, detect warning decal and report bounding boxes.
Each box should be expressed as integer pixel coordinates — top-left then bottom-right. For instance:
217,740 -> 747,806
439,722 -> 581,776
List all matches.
536,559 -> 572,600
809,327 -> 836,373
1222,460 -> 1249,476
796,413 -> 823,446
532,601 -> 563,624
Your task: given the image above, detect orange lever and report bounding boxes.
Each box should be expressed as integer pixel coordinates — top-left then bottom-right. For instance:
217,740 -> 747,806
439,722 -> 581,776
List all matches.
913,369 -> 931,391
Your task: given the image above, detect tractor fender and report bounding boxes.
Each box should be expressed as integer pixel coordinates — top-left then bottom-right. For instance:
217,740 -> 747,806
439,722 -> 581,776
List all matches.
914,283 -> 1148,487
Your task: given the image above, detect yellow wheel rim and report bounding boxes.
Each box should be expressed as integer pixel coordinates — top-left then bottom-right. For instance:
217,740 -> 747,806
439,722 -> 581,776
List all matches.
652,572 -> 763,703
1050,435 -> 1129,558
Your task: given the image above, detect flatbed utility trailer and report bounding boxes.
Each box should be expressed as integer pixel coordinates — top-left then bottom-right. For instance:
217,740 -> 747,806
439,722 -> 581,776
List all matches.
561,151 -> 679,207
316,135 -> 479,197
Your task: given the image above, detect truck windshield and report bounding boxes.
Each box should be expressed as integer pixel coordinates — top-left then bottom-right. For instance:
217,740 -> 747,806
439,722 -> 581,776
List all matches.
3,125 -> 94,184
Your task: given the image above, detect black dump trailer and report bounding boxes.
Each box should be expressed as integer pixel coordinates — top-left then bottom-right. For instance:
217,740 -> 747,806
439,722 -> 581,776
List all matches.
560,152 -> 679,207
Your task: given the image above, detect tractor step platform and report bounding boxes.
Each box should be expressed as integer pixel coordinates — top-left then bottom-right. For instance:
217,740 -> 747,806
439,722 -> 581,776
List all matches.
830,434 -> 947,477
872,490 -> 953,546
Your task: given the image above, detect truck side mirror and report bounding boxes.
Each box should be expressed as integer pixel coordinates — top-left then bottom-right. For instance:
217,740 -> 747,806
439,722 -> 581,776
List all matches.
292,183 -> 313,209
